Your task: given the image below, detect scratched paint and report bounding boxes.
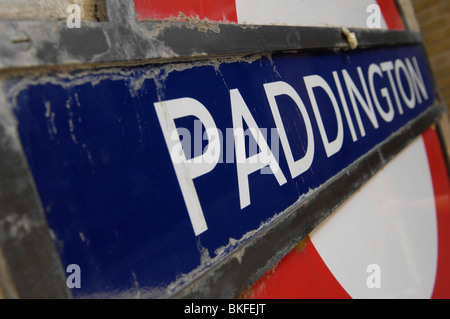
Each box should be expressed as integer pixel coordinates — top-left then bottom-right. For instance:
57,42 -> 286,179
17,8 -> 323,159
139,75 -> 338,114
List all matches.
4,45 -> 435,298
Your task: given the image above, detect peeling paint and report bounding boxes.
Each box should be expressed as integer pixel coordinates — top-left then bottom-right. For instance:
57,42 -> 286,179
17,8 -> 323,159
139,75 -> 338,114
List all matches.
0,214 -> 34,241
81,143 -> 94,165
131,271 -> 141,299
153,12 -> 222,34
4,52 -> 265,105
164,186 -> 320,298
0,87 -> 19,153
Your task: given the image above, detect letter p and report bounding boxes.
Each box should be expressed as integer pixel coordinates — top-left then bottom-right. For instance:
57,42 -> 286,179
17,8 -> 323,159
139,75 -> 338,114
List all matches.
154,98 -> 220,236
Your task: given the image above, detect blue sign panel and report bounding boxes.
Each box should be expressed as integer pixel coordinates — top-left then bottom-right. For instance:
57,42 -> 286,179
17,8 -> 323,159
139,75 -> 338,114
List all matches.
8,44 -> 434,297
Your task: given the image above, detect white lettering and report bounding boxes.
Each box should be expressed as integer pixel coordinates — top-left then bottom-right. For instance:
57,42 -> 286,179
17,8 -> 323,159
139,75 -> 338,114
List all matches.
264,81 -> 315,178
380,61 -> 404,115
333,71 -> 358,142
155,55 -> 431,236
342,67 -> 379,137
304,75 -> 344,157
154,98 -> 221,236
395,59 -> 416,109
405,57 -> 429,104
230,89 -> 287,209
368,63 -> 395,123
185,303 -> 218,316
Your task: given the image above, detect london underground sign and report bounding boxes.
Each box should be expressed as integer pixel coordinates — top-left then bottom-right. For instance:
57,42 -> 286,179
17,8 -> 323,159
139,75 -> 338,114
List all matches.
245,127 -> 450,298
7,43 -> 436,298
0,0 -> 448,300
152,46 -> 432,236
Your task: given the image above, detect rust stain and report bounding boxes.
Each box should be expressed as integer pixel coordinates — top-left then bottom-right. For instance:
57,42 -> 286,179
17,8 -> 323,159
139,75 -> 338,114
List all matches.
294,235 -> 310,252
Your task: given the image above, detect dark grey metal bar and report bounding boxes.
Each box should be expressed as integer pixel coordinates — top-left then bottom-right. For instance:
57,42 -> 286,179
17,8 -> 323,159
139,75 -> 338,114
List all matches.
0,0 -> 422,70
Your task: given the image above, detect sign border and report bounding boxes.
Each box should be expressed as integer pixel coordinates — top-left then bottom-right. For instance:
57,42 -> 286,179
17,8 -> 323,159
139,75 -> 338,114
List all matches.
0,0 -> 447,299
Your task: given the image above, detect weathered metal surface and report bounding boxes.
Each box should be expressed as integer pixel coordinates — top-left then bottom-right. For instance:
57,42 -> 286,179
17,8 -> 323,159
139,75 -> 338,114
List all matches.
0,89 -> 72,298
2,42 -> 439,298
0,0 -> 444,300
0,0 -> 422,70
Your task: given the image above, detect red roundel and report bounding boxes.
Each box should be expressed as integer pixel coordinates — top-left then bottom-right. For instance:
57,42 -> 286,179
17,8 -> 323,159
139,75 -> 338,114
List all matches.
244,128 -> 450,299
